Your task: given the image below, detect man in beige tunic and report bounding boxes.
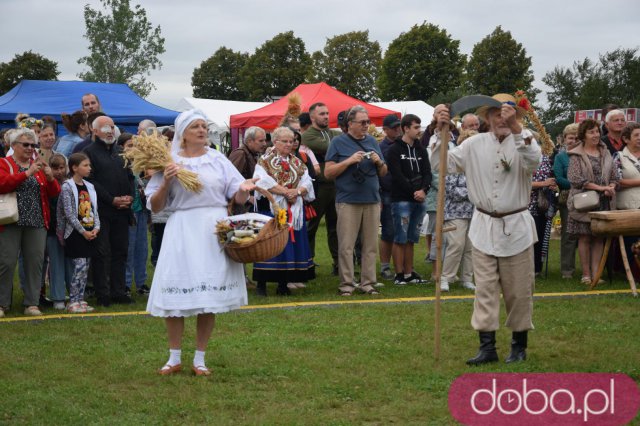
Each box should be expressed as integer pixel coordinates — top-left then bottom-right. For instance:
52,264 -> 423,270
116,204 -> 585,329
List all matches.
446,95 -> 541,365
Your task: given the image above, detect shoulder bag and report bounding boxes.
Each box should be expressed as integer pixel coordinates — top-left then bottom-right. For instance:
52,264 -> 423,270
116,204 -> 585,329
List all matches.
573,190 -> 600,213
0,158 -> 19,225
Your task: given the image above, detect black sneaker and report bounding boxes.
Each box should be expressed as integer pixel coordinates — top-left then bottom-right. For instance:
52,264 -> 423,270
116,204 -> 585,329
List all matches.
380,268 -> 395,280
394,274 -> 408,286
39,296 -> 54,307
407,272 -> 428,284
137,285 -> 151,295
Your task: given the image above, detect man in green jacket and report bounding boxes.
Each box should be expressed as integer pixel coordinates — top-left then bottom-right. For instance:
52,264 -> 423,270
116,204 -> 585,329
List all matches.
301,102 -> 341,274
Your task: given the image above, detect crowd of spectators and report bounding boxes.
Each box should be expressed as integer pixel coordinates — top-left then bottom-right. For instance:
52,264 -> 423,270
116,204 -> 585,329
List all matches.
1,95 -> 639,318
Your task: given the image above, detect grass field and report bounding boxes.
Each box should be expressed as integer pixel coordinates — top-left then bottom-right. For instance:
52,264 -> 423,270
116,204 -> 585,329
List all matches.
1,224 -> 639,425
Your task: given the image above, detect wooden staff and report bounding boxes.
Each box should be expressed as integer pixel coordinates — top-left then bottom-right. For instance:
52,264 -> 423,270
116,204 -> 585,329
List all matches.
432,95 -> 502,361
433,126 -> 449,361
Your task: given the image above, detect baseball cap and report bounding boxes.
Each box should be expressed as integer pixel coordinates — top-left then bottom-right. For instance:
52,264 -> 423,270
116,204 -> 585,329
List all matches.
383,114 -> 401,128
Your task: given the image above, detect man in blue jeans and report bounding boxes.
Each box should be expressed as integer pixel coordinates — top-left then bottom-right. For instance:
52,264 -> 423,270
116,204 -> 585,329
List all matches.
386,114 -> 431,285
378,114 -> 402,280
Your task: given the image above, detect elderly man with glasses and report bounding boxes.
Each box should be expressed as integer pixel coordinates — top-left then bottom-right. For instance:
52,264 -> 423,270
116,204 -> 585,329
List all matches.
83,115 -> 135,307
324,106 -> 388,296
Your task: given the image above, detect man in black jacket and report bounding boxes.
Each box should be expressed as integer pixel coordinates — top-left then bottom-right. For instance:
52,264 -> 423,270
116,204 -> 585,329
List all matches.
386,114 -> 431,285
84,115 -> 135,306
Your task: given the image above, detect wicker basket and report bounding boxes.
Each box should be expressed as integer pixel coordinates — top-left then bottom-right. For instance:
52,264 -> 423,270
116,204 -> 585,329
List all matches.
223,188 -> 289,263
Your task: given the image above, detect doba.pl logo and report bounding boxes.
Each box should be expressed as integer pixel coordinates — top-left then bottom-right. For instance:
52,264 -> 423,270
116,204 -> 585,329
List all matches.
449,373 -> 640,425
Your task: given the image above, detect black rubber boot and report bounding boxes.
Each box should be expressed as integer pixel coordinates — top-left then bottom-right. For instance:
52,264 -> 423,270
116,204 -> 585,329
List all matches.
505,331 -> 528,363
256,282 -> 267,297
466,331 -> 499,366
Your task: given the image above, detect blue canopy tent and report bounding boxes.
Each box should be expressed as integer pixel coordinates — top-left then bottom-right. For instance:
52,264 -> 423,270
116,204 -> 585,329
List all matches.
0,80 -> 179,135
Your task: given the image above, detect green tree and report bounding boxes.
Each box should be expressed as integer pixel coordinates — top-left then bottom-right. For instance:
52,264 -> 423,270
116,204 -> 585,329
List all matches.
541,47 -> 640,136
240,31 -> 312,101
0,51 -> 59,94
466,26 -> 538,102
377,23 -> 465,101
77,0 -> 165,98
311,30 -> 382,101
192,47 -> 248,100
426,86 -> 471,109
597,48 -> 640,105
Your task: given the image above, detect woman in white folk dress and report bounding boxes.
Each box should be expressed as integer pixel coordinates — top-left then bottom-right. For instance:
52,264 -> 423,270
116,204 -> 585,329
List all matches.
145,109 -> 257,376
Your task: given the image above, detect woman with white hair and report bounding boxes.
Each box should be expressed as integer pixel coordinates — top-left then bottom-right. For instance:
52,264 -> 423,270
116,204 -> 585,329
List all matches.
252,127 -> 316,296
144,109 -> 257,376
0,128 -> 60,317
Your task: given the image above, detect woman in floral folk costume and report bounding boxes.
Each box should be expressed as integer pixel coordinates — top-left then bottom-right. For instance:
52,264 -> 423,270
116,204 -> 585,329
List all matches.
252,127 -> 315,296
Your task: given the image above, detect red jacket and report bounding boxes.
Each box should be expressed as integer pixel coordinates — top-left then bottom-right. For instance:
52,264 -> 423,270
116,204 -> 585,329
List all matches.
0,156 -> 61,231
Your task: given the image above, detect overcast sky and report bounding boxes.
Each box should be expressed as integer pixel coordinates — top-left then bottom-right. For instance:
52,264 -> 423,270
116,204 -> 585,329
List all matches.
1,0 -> 638,110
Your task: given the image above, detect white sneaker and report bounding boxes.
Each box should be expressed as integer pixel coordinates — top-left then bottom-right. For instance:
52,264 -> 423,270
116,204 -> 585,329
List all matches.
374,282 -> 385,288
0,307 -> 5,318
462,281 -> 476,290
66,302 -> 86,314
24,306 -> 43,316
53,302 -> 66,310
440,280 -> 450,292
80,301 -> 95,313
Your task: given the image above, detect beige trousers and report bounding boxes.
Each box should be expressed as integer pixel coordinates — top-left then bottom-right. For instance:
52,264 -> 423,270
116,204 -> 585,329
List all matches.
471,245 -> 535,332
336,203 -> 380,293
442,218 -> 473,282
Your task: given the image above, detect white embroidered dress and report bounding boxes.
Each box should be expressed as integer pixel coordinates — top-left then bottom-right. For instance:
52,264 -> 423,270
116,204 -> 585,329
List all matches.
145,149 -> 247,317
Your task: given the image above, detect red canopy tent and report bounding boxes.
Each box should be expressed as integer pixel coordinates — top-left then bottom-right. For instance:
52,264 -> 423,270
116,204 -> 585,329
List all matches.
230,82 -> 399,137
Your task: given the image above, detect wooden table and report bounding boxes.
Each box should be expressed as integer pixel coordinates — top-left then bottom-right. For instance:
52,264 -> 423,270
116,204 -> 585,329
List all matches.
589,210 -> 640,296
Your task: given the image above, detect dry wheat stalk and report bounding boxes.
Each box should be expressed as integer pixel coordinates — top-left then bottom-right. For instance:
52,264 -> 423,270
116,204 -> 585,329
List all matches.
515,90 -> 555,156
122,132 -> 203,193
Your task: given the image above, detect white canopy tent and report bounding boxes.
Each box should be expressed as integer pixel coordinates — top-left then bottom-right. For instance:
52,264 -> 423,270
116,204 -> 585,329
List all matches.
174,98 -> 435,148
175,97 -> 268,148
371,101 -> 434,129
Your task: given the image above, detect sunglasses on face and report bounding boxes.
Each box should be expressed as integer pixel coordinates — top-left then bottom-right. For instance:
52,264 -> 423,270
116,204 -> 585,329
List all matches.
19,142 -> 39,149
351,120 -> 371,126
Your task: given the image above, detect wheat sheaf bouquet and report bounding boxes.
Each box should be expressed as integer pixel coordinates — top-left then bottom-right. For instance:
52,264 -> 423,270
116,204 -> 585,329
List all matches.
122,131 -> 203,193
